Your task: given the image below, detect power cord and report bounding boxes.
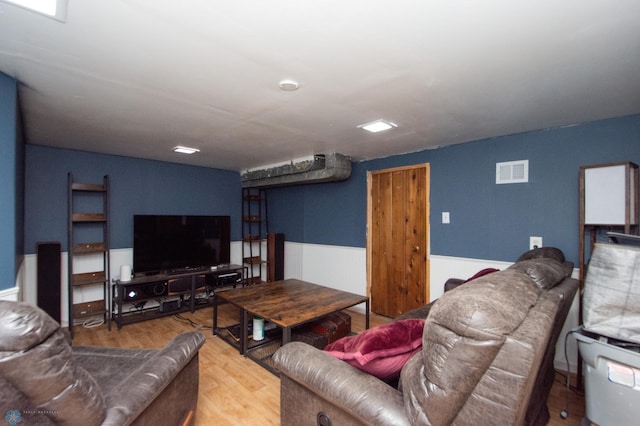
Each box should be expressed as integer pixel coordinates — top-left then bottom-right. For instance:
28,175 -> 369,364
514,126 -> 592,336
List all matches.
173,313 -> 212,330
82,316 -> 105,328
128,301 -> 147,313
559,329 -> 583,420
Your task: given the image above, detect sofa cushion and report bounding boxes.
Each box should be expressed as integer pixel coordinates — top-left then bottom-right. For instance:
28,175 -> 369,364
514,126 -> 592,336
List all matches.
0,301 -> 106,426
324,319 -> 425,380
517,246 -> 565,263
401,270 -> 540,425
395,301 -> 436,321
0,300 -> 61,351
508,258 -> 568,290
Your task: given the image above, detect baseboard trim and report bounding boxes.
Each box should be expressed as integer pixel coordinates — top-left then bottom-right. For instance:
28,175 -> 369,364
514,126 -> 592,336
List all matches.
0,285 -> 20,301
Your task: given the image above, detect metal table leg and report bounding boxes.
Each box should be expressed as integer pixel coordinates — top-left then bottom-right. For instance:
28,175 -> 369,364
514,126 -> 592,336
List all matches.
240,309 -> 248,355
365,298 -> 370,329
282,326 -> 292,346
212,293 -> 218,335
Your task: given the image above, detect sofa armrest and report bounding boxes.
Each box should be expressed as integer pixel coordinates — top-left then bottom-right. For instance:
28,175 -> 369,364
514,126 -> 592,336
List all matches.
443,277 -> 465,292
96,331 -> 205,425
273,342 -> 410,426
396,300 -> 435,320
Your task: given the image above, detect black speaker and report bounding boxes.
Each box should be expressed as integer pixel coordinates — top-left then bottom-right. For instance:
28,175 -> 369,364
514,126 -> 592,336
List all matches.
122,281 -> 168,302
268,233 -> 285,282
36,242 -> 61,322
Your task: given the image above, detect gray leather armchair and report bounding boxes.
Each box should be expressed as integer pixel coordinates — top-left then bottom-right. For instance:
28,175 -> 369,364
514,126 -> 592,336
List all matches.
274,252 -> 578,425
0,300 -> 205,425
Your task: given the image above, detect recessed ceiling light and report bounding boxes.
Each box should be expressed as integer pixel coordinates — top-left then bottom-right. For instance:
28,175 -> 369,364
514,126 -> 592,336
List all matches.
358,119 -> 398,133
173,146 -> 200,155
279,79 -> 299,91
2,0 -> 68,21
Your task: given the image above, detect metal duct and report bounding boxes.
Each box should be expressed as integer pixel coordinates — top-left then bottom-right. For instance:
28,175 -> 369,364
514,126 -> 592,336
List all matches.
241,153 -> 351,188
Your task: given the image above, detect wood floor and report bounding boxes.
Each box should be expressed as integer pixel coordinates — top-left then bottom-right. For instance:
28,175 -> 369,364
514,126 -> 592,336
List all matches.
72,305 -> 585,425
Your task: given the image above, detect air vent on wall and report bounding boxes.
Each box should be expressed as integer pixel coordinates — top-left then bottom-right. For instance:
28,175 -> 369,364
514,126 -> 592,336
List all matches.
496,160 -> 529,184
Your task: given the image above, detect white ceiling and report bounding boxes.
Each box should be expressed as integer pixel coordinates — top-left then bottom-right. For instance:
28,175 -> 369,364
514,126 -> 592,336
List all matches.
1,1 -> 639,172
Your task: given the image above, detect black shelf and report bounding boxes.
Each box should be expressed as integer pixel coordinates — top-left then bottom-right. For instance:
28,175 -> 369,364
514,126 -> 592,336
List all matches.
112,265 -> 245,329
68,173 -> 111,338
115,302 -> 199,327
214,322 -> 282,352
242,188 -> 268,284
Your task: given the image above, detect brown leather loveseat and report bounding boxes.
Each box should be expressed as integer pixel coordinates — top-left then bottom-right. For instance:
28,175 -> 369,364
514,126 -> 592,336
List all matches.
274,248 -> 578,425
0,300 -> 205,425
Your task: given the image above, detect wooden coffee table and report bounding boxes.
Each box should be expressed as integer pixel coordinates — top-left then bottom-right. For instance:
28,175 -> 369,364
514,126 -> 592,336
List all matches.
213,279 -> 369,371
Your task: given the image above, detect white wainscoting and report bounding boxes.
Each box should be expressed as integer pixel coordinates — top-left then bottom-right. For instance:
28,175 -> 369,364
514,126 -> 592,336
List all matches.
1,257 -> 25,301
277,241 -> 368,313
15,242 -> 579,372
0,286 -> 19,301
428,254 -> 511,301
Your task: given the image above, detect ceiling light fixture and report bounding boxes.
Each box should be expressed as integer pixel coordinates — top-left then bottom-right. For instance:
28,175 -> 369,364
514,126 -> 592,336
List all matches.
279,79 -> 299,91
358,119 -> 398,133
2,0 -> 68,21
173,146 -> 200,155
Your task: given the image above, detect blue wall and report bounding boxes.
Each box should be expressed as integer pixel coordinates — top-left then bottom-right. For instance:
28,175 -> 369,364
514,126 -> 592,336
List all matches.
268,114 -> 640,265
17,112 -> 640,273
24,146 -> 242,253
267,166 -> 367,246
0,72 -> 23,291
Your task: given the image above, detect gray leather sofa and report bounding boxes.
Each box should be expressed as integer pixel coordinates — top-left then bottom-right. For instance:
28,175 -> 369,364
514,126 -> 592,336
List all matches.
274,249 -> 578,425
0,300 -> 205,426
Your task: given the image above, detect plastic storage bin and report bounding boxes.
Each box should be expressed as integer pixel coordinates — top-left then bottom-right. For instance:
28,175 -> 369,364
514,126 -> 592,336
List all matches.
575,328 -> 640,426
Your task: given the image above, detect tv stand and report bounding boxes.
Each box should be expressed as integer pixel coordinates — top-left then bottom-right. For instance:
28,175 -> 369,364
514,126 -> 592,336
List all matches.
167,265 -> 210,275
113,264 -> 245,329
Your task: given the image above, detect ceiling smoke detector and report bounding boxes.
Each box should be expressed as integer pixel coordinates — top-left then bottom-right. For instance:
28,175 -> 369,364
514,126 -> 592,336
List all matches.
279,79 -> 299,91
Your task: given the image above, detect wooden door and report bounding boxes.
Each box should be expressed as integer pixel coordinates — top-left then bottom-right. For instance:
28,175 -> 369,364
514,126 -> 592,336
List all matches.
368,164 -> 429,318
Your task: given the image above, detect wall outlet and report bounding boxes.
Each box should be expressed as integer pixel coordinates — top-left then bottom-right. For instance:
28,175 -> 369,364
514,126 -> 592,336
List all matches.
529,236 -> 543,250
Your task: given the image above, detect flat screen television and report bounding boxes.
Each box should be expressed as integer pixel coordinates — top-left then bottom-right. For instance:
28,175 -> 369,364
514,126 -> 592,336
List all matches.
133,215 -> 231,275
